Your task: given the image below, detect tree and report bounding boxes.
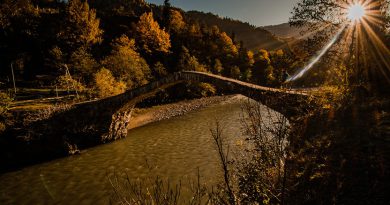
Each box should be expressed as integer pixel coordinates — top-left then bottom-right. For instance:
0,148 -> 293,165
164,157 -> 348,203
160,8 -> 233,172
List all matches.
194,83 -> 216,97
68,47 -> 98,83
89,0 -> 147,17
167,10 -> 185,33
56,72 -> 85,94
212,59 -> 223,74
290,0 -> 390,94
135,12 -> 171,54
176,46 -> 207,72
59,0 -> 102,53
0,0 -> 41,79
270,49 -> 292,84
252,49 -> 275,86
152,61 -> 168,78
162,0 -> 171,28
230,66 -> 241,79
94,68 -> 126,98
217,32 -> 238,58
102,35 -> 150,89
45,46 -> 64,72
0,91 -> 12,133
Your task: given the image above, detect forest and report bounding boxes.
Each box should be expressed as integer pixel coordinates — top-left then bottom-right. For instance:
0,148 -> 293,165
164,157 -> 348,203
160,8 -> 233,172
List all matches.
0,0 -> 310,133
0,0 -> 389,204
0,0 -> 300,95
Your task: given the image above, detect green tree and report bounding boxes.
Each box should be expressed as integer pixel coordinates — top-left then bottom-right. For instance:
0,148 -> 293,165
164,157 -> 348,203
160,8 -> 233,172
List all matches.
102,35 -> 150,88
135,12 -> 171,54
94,68 -> 126,98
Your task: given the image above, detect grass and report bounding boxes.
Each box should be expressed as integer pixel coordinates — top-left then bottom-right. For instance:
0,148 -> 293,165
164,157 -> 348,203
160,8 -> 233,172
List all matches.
7,87 -> 80,111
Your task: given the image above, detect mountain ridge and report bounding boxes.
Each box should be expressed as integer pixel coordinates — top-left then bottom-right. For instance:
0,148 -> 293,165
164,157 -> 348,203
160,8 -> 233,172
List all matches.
185,10 -> 288,51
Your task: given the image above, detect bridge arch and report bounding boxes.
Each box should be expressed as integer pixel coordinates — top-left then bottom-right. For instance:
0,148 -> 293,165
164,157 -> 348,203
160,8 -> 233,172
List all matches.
25,71 -> 311,152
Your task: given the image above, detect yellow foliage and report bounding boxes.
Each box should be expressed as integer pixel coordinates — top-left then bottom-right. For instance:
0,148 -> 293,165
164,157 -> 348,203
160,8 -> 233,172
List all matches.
94,68 -> 126,98
0,92 -> 12,116
275,49 -> 284,57
247,50 -> 255,66
136,12 -> 171,53
102,35 -> 150,88
218,32 -> 238,56
63,0 -> 103,46
57,74 -> 85,92
168,10 -> 185,33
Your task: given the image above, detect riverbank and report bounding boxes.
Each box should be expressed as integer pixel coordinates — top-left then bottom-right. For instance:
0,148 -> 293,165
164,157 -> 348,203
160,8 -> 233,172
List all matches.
0,95 -> 240,173
129,95 -> 237,129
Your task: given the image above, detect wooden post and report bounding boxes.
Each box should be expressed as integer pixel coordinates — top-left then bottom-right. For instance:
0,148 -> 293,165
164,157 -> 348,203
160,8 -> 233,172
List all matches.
11,63 -> 16,95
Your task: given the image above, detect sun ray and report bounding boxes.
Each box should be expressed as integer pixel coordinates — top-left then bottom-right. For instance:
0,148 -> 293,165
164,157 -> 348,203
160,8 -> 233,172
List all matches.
287,24 -> 347,82
348,3 -> 366,21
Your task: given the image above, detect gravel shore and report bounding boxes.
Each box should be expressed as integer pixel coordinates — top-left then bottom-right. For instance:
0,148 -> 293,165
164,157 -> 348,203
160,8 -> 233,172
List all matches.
128,95 -> 236,129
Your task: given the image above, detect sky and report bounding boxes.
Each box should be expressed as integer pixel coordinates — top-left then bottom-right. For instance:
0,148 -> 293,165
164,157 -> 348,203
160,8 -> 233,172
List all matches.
145,0 -> 301,27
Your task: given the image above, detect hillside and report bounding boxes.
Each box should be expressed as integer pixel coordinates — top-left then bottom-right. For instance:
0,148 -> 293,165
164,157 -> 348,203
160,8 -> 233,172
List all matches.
186,11 -> 288,51
262,23 -> 304,39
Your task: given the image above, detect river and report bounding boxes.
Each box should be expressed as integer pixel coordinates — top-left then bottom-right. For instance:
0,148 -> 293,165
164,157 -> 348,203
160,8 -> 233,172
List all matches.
0,95 -> 275,204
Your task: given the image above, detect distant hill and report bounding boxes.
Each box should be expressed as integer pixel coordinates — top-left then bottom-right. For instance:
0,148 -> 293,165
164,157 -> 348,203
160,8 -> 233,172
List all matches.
262,23 -> 305,39
185,11 -> 288,51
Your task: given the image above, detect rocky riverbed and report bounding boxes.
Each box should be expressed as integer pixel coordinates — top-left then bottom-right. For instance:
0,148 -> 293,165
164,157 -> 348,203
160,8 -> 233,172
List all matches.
129,95 -> 236,129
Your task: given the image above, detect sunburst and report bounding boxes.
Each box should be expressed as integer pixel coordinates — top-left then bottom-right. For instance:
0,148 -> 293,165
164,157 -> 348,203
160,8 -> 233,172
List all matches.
288,0 -> 390,83
347,3 -> 366,21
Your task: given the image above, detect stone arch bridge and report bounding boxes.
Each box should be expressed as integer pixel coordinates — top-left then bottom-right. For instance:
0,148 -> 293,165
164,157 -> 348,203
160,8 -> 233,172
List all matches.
23,71 -> 314,152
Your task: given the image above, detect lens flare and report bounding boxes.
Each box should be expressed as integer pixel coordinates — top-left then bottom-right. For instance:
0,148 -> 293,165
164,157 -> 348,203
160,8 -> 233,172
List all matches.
287,25 -> 347,82
287,0 -> 390,84
347,4 -> 366,21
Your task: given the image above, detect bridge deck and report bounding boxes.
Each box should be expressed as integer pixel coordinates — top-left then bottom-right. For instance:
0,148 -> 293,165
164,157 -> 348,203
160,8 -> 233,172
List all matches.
181,71 -> 310,96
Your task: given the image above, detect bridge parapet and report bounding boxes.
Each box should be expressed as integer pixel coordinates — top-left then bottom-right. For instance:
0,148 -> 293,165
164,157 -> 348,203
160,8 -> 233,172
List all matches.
11,71 -> 313,157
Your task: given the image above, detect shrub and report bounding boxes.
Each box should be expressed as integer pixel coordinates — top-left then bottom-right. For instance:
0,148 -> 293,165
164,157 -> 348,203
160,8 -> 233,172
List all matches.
0,92 -> 13,133
57,74 -> 85,93
197,83 -> 216,97
94,68 -> 126,98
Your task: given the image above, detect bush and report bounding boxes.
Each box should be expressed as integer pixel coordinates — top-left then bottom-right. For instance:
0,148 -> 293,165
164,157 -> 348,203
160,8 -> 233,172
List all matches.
57,74 -> 85,93
94,68 -> 126,98
196,83 -> 216,97
0,92 -> 13,133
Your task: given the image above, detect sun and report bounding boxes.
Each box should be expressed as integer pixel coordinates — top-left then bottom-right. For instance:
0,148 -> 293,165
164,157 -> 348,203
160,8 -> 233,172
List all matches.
347,4 -> 366,21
